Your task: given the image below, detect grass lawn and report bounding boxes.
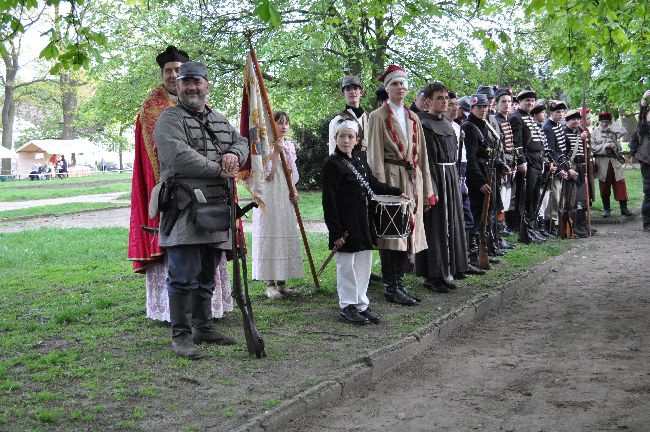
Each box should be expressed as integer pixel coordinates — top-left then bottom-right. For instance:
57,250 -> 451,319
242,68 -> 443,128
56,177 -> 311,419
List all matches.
0,227 -> 572,431
0,173 -> 133,202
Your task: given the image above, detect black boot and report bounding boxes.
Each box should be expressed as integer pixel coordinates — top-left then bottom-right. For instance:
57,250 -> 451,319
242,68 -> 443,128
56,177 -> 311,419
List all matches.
537,217 -> 549,237
423,277 -> 449,293
620,200 -> 633,216
358,307 -> 382,323
574,209 -> 589,238
381,251 -> 417,306
602,195 -> 611,218
191,295 -> 238,345
468,232 -> 480,266
396,273 -> 421,303
466,263 -> 486,275
169,293 -> 202,359
497,219 -> 512,236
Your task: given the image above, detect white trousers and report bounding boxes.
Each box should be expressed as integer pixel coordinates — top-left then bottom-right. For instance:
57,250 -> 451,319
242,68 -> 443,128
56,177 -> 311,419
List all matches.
500,182 -> 513,212
334,250 -> 372,311
539,188 -> 550,218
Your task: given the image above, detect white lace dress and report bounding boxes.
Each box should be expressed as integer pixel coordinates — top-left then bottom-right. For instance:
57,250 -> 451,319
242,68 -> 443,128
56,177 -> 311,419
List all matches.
145,252 -> 233,322
251,139 -> 305,281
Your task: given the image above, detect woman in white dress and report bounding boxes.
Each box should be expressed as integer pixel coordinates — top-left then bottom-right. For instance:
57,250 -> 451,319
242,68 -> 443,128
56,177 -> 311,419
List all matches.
251,111 -> 305,299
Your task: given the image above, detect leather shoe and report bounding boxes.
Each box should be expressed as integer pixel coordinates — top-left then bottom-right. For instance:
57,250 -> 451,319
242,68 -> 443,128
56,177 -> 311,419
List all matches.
384,289 -> 418,306
499,239 -> 515,249
453,272 -> 467,280
441,279 -> 457,290
466,263 -> 486,275
489,248 -> 507,257
339,306 -> 369,325
358,307 -> 382,323
488,257 -> 500,264
193,329 -> 238,346
602,208 -> 611,218
621,207 -> 633,217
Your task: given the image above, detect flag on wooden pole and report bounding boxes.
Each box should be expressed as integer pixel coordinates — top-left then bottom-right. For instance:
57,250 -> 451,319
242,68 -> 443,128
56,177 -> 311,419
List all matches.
238,53 -> 275,208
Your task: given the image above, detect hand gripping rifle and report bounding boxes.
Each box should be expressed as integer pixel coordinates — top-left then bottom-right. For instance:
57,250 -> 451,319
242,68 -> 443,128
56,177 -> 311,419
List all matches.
478,129 -> 498,270
228,177 -> 266,358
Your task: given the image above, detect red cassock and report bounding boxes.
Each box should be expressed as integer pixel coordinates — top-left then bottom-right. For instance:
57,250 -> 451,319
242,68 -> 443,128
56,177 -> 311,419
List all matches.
127,84 -> 176,273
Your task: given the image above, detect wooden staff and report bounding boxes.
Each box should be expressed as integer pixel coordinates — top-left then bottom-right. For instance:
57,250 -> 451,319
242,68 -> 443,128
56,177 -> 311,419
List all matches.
317,232 -> 348,277
245,34 -> 320,288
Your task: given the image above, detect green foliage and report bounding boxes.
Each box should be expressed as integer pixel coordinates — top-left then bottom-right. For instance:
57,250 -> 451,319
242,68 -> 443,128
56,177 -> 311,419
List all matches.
293,118 -> 329,191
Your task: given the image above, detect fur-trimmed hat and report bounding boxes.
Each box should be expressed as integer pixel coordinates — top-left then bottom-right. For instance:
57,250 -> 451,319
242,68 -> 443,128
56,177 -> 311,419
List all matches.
517,86 -> 537,101
340,76 -> 362,89
531,99 -> 546,115
156,45 -> 189,68
598,111 -> 613,122
378,64 -> 407,86
494,87 -> 512,102
548,100 -> 567,111
565,109 -> 581,121
476,85 -> 495,99
470,93 -> 489,107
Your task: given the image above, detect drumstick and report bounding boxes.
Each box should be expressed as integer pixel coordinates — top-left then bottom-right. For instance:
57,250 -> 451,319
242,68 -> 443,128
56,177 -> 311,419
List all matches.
317,232 -> 348,277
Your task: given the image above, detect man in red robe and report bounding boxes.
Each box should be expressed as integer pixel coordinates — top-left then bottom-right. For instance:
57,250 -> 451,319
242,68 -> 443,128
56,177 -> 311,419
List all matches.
128,45 -> 189,274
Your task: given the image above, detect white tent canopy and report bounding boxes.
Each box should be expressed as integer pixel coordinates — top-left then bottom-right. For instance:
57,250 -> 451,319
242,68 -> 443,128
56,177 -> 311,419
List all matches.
15,139 -> 102,177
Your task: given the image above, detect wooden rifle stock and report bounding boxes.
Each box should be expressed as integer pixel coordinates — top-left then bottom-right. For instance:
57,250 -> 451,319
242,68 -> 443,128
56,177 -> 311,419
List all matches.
229,178 -> 266,358
478,172 -> 492,270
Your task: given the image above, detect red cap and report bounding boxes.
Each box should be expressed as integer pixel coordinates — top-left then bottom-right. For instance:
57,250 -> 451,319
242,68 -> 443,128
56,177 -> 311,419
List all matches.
378,64 -> 406,82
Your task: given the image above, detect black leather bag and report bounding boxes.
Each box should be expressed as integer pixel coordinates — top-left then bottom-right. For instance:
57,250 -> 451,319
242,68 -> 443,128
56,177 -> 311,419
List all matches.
193,202 -> 231,233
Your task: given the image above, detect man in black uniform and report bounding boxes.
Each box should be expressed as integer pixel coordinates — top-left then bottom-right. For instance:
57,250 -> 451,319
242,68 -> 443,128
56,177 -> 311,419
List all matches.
542,100 -> 569,236
463,93 -> 505,267
564,109 -> 592,238
509,86 -> 546,243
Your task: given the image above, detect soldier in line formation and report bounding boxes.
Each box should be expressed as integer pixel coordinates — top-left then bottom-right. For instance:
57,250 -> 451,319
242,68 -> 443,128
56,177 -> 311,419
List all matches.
325,65 -> 638,324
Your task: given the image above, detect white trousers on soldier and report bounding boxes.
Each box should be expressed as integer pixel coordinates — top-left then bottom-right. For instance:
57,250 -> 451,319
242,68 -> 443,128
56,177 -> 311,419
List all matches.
539,188 -> 550,218
500,182 -> 513,212
335,250 -> 371,311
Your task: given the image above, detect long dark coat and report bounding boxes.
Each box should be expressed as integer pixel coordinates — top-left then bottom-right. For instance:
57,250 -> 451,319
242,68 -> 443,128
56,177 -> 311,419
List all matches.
415,113 -> 469,279
322,148 -> 402,253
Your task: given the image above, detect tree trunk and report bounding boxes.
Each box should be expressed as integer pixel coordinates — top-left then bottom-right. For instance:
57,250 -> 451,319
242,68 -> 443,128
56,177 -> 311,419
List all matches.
60,71 -> 78,164
1,44 -> 18,176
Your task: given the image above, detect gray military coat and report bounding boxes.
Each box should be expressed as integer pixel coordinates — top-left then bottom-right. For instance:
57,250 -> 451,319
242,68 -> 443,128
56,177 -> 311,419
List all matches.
154,103 -> 249,248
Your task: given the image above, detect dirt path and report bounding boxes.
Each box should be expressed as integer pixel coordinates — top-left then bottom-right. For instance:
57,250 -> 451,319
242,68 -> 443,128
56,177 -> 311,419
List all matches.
286,222 -> 650,432
0,192 -> 129,211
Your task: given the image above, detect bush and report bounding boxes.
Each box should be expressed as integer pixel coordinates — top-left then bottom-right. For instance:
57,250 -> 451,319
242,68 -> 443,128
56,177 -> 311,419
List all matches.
293,118 -> 330,191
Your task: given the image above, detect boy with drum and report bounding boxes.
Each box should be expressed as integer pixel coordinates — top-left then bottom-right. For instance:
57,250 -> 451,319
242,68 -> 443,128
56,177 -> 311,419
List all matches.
322,120 -> 408,325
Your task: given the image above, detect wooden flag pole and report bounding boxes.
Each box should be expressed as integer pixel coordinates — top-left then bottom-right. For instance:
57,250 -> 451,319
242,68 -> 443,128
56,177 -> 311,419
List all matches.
245,34 -> 320,289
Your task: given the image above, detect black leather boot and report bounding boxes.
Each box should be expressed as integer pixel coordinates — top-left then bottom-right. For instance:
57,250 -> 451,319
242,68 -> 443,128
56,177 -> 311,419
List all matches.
169,293 -> 202,359
396,273 -> 421,303
381,251 -> 417,306
537,217 -> 549,237
574,209 -> 589,238
602,195 -> 611,218
620,200 -> 633,216
466,263 -> 486,275
468,232 -> 480,266
191,294 -> 237,346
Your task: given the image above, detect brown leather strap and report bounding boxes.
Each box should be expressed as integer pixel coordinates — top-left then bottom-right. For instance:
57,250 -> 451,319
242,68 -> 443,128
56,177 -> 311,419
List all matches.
384,158 -> 411,168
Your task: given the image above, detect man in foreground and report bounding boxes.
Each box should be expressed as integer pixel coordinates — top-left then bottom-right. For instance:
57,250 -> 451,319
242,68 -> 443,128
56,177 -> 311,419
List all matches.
154,61 -> 249,359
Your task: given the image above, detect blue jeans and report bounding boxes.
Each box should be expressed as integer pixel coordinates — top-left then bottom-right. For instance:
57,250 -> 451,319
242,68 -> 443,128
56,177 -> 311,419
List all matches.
166,245 -> 219,299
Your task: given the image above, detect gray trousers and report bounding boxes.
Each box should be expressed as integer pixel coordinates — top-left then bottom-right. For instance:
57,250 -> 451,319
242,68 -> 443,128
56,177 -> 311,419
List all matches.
166,245 -> 220,299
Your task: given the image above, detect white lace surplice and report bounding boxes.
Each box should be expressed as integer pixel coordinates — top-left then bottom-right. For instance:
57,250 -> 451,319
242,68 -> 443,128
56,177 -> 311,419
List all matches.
251,140 -> 304,281
145,252 -> 233,322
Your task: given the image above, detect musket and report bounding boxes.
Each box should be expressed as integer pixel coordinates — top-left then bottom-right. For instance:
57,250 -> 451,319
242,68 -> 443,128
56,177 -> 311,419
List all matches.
245,32 -> 320,289
478,126 -> 498,270
228,177 -> 266,358
317,232 -> 348,277
581,81 -> 592,236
